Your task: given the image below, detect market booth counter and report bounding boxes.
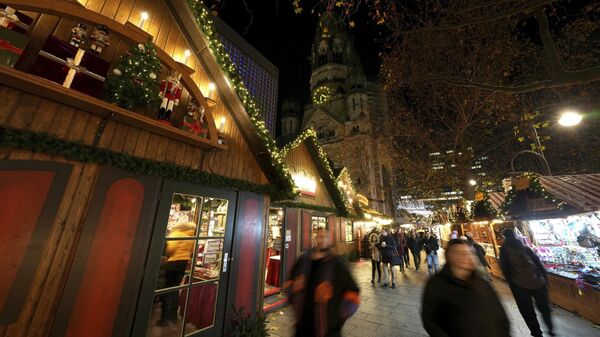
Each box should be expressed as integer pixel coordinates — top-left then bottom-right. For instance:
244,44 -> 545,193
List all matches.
0,1 -> 298,336
489,174 -> 600,324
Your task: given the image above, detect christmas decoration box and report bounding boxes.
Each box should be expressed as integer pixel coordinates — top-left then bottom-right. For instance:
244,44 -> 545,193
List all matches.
0,26 -> 29,67
30,36 -> 110,97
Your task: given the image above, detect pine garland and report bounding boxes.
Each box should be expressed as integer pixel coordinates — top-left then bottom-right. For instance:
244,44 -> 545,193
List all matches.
272,200 -> 340,215
470,193 -> 498,220
186,0 -> 297,200
0,127 -> 295,199
500,173 -> 566,217
281,128 -> 351,215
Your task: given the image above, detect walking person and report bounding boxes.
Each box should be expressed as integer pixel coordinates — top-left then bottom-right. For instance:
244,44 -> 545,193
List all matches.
368,229 -> 381,284
499,229 -> 554,337
378,228 -> 397,288
466,231 -> 492,280
394,228 -> 407,272
288,228 -> 360,337
407,231 -> 421,270
403,231 -> 411,268
422,239 -> 511,337
424,232 -> 440,275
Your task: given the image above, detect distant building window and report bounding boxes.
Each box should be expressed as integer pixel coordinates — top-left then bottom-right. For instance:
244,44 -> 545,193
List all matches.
345,221 -> 353,242
317,128 -> 336,141
352,126 -> 359,135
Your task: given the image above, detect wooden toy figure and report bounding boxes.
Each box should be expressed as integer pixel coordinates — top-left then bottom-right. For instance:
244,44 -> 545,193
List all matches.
69,23 -> 88,48
89,24 -> 110,55
158,70 -> 182,124
0,6 -> 19,29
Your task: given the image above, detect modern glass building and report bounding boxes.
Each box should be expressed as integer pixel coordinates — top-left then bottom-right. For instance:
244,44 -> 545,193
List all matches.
213,17 -> 279,136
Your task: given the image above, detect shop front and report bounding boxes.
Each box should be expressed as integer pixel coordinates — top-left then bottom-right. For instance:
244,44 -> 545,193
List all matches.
261,130 -> 362,312
0,1 -> 296,336
488,174 -> 600,324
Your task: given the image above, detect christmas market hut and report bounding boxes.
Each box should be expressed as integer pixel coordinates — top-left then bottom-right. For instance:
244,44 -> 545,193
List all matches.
0,0 -> 297,336
262,128 -> 362,312
490,173 -> 600,324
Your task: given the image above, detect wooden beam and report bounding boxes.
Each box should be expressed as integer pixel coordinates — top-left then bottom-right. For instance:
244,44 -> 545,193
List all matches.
0,66 -> 226,150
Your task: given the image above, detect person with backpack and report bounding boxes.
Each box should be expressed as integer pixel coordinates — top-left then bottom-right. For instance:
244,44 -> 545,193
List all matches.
499,229 -> 554,337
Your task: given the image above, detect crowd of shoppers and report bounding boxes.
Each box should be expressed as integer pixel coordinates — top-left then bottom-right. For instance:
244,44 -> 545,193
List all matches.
289,226 -> 557,337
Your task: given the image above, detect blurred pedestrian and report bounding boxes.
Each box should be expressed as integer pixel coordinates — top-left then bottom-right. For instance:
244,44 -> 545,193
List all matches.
424,232 -> 440,275
394,229 -> 407,272
378,228 -> 397,288
422,239 -> 511,337
466,232 -> 492,279
407,231 -> 421,270
368,228 -> 381,284
500,229 -> 554,337
288,228 -> 360,337
403,231 -> 411,267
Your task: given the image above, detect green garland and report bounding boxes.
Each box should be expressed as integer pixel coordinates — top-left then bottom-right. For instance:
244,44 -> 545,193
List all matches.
281,128 -> 351,215
272,200 -> 339,215
500,173 -> 566,216
0,127 -> 294,198
470,193 -> 498,220
186,0 -> 296,199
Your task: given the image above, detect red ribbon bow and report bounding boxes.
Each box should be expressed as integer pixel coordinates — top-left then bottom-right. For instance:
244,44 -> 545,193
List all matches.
0,38 -> 23,55
182,121 -> 203,135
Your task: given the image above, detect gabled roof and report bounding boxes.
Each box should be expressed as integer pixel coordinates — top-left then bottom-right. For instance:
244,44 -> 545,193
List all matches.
168,0 -> 296,199
302,106 -> 344,129
280,128 -> 350,215
490,173 -> 600,216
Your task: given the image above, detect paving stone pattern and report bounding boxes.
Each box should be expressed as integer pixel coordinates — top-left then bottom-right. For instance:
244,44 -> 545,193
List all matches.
267,252 -> 599,337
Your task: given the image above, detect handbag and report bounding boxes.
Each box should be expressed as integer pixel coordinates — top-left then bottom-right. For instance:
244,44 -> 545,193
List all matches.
390,248 -> 402,266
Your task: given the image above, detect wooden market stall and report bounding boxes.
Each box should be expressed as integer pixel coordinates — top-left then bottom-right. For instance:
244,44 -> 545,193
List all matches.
488,174 -> 600,324
0,1 -> 297,336
262,129 -> 362,312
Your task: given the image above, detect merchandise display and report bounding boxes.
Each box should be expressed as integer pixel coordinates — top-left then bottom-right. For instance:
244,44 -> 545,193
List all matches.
528,213 -> 600,279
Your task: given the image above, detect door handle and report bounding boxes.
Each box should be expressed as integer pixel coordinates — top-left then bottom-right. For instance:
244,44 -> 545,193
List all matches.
223,252 -> 229,272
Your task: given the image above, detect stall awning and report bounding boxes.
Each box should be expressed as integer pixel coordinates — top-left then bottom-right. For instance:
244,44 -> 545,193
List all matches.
490,173 -> 600,213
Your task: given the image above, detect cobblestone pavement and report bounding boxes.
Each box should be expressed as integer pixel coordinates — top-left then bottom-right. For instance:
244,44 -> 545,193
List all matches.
266,253 -> 599,337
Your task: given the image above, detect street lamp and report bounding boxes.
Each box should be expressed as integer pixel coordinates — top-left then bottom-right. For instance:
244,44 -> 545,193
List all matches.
558,111 -> 582,127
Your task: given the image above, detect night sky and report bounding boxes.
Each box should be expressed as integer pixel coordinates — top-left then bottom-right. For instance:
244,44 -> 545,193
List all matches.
213,1 -> 382,128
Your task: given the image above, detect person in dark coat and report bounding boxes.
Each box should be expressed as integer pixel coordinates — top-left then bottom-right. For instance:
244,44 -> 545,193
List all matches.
422,239 -> 511,337
407,231 -> 421,270
424,232 -> 440,274
288,228 -> 360,337
403,231 -> 411,267
499,229 -> 554,337
393,229 -> 407,272
378,228 -> 398,288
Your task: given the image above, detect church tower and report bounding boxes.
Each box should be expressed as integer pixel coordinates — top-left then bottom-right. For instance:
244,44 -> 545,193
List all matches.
280,98 -> 301,137
301,16 -> 395,216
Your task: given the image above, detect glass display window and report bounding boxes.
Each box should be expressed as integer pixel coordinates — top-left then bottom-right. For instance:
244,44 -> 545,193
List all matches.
146,193 -> 230,336
528,213 -> 600,278
345,221 -> 353,242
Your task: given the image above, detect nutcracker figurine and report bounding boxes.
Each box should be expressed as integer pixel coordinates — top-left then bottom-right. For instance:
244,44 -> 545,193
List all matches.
89,24 -> 110,55
0,6 -> 19,29
69,23 -> 88,48
158,70 -> 182,124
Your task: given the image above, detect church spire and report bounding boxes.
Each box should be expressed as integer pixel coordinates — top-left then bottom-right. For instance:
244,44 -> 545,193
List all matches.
310,16 -> 353,69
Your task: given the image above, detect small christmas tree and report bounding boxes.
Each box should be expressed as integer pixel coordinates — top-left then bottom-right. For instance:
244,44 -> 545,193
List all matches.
103,42 -> 161,110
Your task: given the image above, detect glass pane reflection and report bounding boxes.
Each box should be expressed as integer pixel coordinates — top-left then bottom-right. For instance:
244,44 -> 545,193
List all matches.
193,239 -> 223,282
167,194 -> 201,237
146,290 -> 186,336
183,283 -> 219,334
198,198 -> 228,237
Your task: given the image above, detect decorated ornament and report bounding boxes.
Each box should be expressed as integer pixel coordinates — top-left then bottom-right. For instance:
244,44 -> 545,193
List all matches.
0,6 -> 19,29
149,72 -> 157,80
89,24 -> 111,56
513,176 -> 531,191
179,98 -> 207,137
157,70 -> 182,124
112,68 -> 122,76
69,23 -> 88,48
138,43 -> 145,51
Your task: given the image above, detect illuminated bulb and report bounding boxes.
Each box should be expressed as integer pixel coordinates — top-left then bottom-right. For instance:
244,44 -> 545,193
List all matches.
219,116 -> 226,132
139,12 -> 149,27
183,49 -> 191,63
469,179 -> 477,186
558,111 -> 582,127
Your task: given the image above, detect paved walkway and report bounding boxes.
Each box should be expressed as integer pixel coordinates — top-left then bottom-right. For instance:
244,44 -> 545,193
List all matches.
267,254 -> 599,337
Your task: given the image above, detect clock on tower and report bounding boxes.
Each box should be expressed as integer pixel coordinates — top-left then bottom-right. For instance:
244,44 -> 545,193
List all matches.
312,85 -> 331,105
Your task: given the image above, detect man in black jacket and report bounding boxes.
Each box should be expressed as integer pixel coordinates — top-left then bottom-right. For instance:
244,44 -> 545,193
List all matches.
378,229 -> 397,288
499,229 -> 554,337
424,232 -> 440,275
422,239 -> 511,337
407,231 -> 421,270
